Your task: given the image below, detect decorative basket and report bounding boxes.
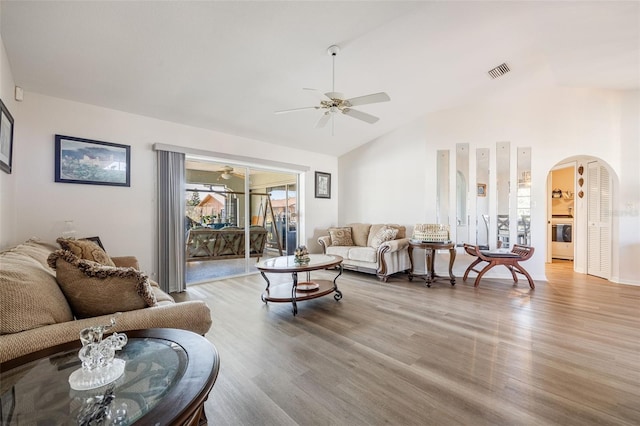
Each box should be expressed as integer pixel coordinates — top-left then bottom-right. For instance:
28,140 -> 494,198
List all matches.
411,224 -> 450,242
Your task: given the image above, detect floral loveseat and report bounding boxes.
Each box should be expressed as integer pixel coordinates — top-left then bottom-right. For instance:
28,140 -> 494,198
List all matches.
318,223 -> 410,281
0,238 -> 212,363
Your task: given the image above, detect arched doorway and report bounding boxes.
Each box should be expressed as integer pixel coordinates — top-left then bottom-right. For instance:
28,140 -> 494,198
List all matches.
546,156 -> 617,280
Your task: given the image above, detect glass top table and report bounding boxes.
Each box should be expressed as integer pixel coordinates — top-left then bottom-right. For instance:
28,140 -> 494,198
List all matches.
256,254 -> 343,315
0,328 -> 219,425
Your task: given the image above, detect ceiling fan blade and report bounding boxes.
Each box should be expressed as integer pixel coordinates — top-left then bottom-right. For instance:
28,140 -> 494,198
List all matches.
342,108 -> 379,124
303,88 -> 332,102
315,112 -> 331,128
275,106 -> 319,114
345,92 -> 390,107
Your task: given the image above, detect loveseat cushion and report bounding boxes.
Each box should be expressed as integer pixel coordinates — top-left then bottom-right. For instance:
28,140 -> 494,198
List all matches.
48,250 -> 157,319
325,246 -> 352,260
348,246 -> 377,263
57,237 -> 116,267
0,240 -> 74,334
328,227 -> 354,246
325,246 -> 377,263
349,223 -> 372,247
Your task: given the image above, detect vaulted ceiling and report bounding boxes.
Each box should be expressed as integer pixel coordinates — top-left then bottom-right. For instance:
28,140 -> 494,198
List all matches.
2,1 -> 638,156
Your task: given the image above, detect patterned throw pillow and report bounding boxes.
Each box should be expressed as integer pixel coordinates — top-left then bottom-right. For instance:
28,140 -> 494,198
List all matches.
47,250 -> 157,319
57,237 -> 116,267
328,227 -> 355,246
370,226 -> 399,248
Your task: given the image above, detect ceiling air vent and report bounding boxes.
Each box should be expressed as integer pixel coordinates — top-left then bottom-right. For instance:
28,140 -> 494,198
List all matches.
488,63 -> 510,79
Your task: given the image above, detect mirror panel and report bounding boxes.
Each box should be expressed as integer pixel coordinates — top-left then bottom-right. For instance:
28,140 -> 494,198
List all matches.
517,147 -> 531,246
436,150 -> 450,226
496,142 -> 511,248
456,143 -> 469,244
476,148 -> 490,249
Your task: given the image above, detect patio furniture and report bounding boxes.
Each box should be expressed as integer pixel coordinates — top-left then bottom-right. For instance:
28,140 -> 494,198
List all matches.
497,215 -> 510,248
462,243 -> 535,289
186,226 -> 268,261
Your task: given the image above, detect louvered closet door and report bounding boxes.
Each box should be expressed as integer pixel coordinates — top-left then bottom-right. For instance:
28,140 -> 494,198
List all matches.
587,162 -> 611,279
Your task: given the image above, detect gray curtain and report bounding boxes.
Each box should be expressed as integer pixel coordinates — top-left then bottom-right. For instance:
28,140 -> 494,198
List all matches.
157,150 -> 186,293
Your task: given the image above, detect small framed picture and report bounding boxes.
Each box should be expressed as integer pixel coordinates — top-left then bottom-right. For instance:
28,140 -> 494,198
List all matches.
477,183 -> 487,197
55,135 -> 131,187
82,236 -> 106,251
0,98 -> 15,174
315,171 -> 331,199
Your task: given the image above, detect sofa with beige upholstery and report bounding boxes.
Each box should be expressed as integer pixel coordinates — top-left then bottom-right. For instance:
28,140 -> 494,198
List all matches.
0,238 -> 212,363
318,223 -> 410,281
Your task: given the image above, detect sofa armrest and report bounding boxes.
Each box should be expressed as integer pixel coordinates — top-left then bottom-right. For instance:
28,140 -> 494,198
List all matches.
0,301 -> 212,363
111,256 -> 140,269
378,237 -> 410,253
318,236 -> 331,253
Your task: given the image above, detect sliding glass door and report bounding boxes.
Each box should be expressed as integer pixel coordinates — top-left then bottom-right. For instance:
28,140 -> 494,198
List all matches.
184,159 -> 299,284
264,183 -> 297,255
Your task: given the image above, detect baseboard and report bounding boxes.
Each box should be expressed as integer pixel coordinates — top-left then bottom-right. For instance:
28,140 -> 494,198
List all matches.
610,276 -> 640,286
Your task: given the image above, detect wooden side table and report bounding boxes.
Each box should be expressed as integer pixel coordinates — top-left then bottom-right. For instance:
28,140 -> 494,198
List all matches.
408,241 -> 456,287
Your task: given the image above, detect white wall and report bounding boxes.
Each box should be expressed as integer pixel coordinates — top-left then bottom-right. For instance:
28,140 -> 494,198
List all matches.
6,91 -> 338,278
340,117 -> 427,225
0,32 -> 18,246
615,90 -> 640,283
339,87 -> 640,285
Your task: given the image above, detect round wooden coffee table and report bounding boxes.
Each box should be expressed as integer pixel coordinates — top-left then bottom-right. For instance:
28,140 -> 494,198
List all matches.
0,328 -> 219,425
256,254 -> 343,315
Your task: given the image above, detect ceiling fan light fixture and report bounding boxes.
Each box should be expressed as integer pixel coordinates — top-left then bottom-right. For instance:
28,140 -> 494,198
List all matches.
219,165 -> 234,180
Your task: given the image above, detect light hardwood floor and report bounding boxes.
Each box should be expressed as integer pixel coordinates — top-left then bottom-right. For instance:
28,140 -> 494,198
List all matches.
175,261 -> 640,426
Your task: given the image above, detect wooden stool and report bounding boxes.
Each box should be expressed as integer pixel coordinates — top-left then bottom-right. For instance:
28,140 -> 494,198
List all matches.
462,243 -> 535,289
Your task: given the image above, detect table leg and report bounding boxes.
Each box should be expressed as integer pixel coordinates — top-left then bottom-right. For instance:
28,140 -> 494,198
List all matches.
448,248 -> 456,285
260,271 -> 271,303
333,263 -> 343,300
291,271 -> 298,315
408,246 -> 415,281
425,248 -> 434,287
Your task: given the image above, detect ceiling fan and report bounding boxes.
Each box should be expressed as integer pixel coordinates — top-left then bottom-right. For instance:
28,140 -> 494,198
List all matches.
275,45 -> 390,129
217,165 -> 237,180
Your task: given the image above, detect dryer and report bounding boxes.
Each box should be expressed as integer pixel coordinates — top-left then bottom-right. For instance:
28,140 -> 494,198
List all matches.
552,223 -> 572,242
551,216 -> 574,260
